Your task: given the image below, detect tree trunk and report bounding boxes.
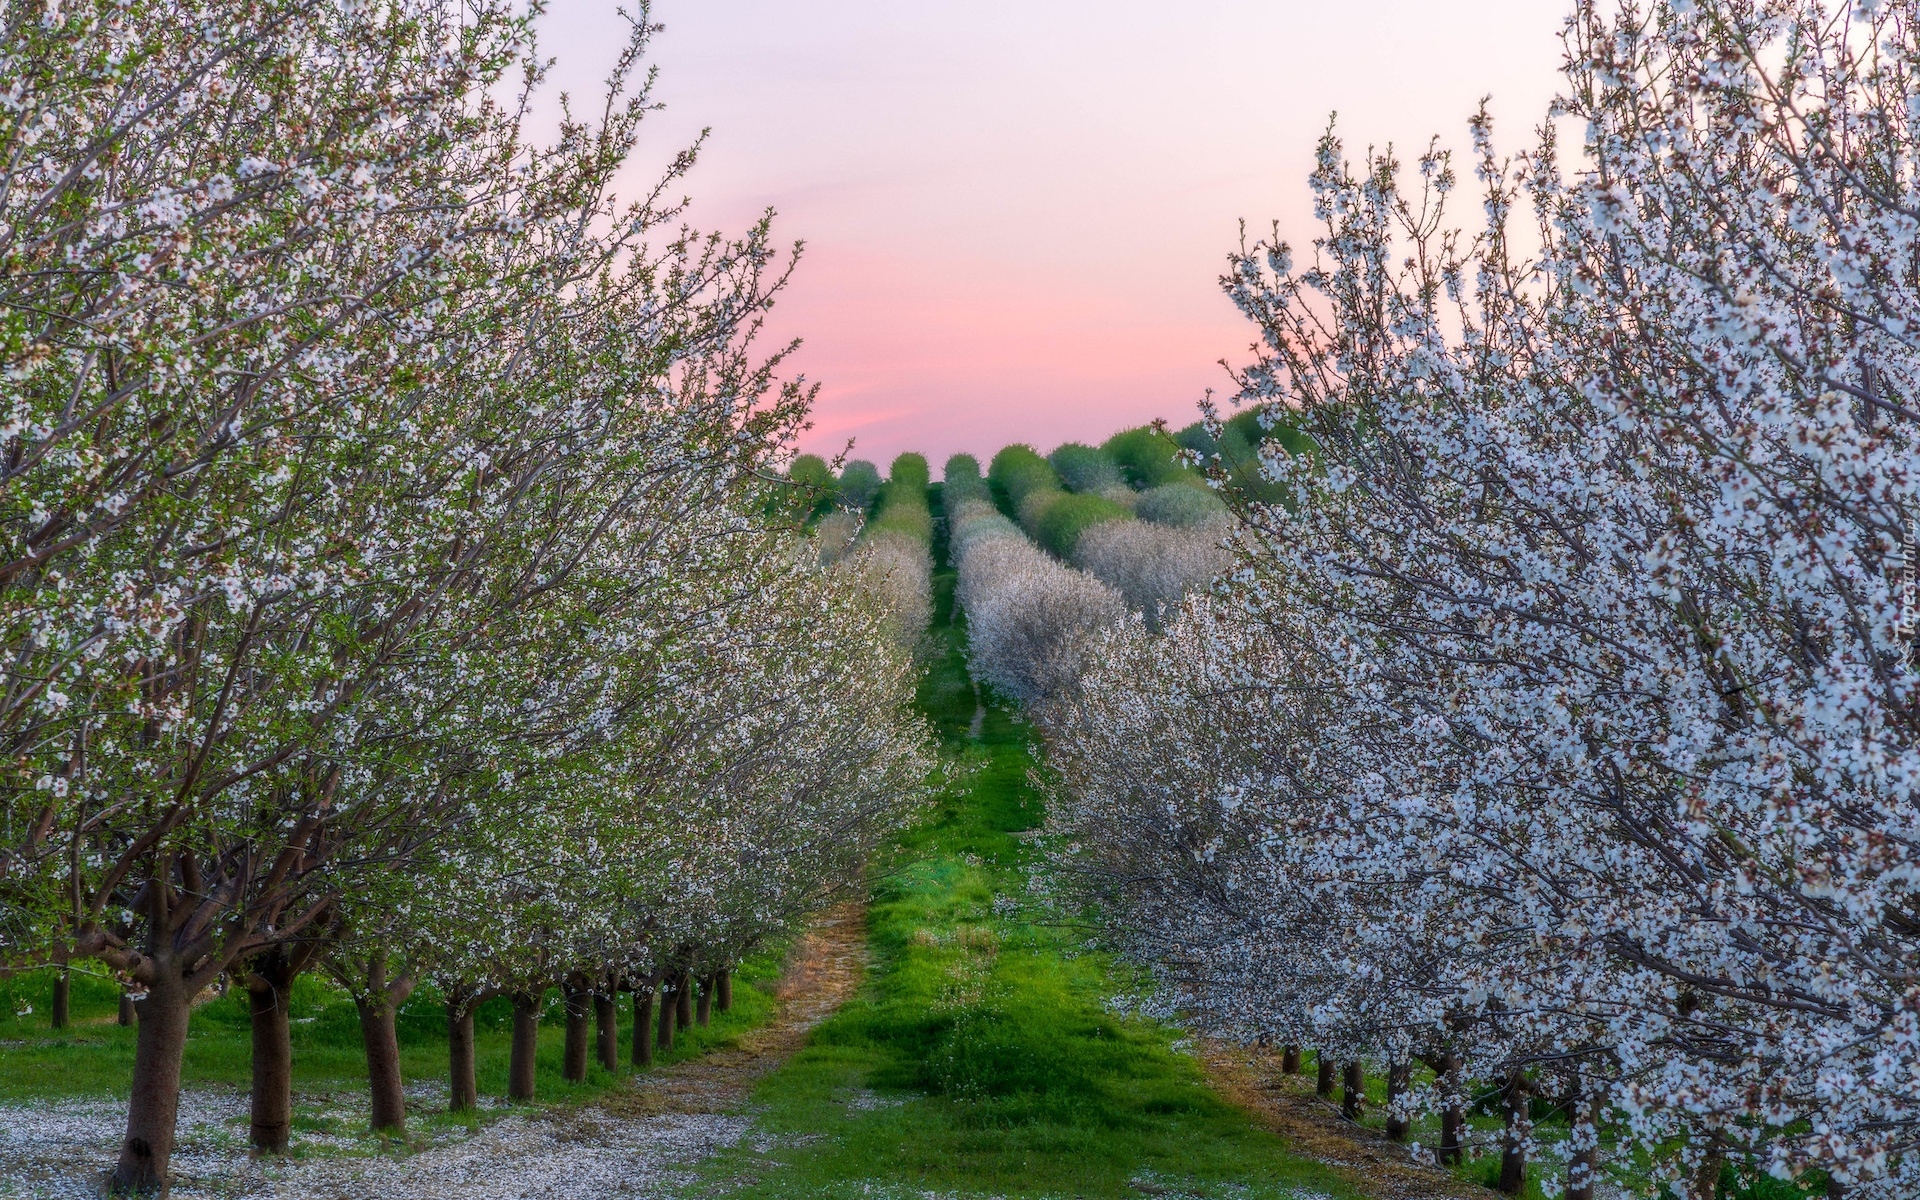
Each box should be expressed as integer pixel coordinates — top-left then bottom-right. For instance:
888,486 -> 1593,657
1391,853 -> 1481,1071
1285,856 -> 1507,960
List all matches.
1498,1068 -> 1531,1196
509,991 -> 540,1102
595,989 -> 618,1072
51,965 -> 70,1030
356,996 -> 407,1136
561,980 -> 590,1083
1341,1060 -> 1364,1122
716,969 -> 732,1013
1385,1060 -> 1410,1141
247,954 -> 296,1153
1281,1045 -> 1301,1074
111,969 -> 193,1196
1692,1140 -> 1725,1200
696,975 -> 713,1026
1438,1052 -> 1464,1165
448,1001 -> 477,1113
631,986 -> 654,1068
119,988 -> 136,1026
1567,1086 -> 1599,1200
1315,1052 -> 1335,1098
655,978 -> 676,1052
675,971 -> 692,1030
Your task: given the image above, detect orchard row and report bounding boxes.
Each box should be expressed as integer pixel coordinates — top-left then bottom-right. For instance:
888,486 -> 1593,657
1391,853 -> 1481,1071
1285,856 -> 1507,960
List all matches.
943,5 -> 1920,1199
0,4 -> 932,1193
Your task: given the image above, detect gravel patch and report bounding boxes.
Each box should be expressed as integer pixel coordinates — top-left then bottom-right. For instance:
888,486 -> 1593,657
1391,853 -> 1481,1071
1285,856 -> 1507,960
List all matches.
0,906 -> 870,1199
0,1087 -> 751,1199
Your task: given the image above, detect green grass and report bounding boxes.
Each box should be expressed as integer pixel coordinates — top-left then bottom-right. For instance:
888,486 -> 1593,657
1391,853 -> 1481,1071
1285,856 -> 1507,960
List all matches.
686,509 -> 1360,1199
0,954 -> 782,1120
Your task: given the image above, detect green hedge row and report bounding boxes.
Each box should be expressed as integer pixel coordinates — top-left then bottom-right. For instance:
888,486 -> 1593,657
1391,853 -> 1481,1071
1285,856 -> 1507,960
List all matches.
983,444 -> 1129,557
868,452 -> 934,542
986,444 -> 1059,515
1173,407 -> 1317,507
1047,442 -> 1125,494
839,459 -> 884,511
1029,491 -> 1130,558
1102,426 -> 1201,490
942,453 -> 990,506
783,453 -> 911,524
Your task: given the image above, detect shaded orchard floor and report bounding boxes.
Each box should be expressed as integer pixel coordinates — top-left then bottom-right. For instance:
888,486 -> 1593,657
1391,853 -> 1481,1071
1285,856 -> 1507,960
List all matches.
0,914 -> 858,1198
0,1087 -> 747,1200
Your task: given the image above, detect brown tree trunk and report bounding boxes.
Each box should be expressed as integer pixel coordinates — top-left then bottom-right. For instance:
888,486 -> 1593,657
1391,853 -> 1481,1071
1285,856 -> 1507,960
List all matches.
561,980 -> 590,1083
655,978 -> 676,1052
1315,1052 -> 1335,1098
1281,1045 -> 1301,1074
716,969 -> 732,1013
1385,1060 -> 1410,1141
1341,1060 -> 1364,1122
247,953 -> 296,1153
696,975 -> 713,1026
1567,1086 -> 1599,1200
448,1001 -> 477,1113
51,966 -> 70,1030
675,971 -> 692,1030
595,989 -> 618,1072
1498,1068 -> 1531,1195
111,968 -> 194,1195
631,986 -> 655,1068
509,991 -> 540,1102
1692,1140 -> 1725,1200
356,996 -> 407,1136
119,988 -> 136,1026
1438,1052 -> 1464,1165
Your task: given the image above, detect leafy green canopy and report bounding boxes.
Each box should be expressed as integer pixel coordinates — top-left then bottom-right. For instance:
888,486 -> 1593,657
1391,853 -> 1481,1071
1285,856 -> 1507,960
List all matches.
1101,426 -> 1200,489
868,454 -> 934,543
1134,483 -> 1226,527
1047,443 -> 1125,495
943,454 -> 991,507
1030,492 -> 1130,558
838,460 -> 884,511
784,453 -> 840,521
987,445 -> 1061,514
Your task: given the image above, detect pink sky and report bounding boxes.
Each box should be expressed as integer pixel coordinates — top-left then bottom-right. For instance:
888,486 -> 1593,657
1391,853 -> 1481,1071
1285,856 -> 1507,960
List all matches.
540,1 -> 1570,467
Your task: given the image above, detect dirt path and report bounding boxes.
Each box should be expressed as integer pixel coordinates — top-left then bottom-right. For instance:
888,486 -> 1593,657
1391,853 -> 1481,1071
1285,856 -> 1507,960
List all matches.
602,902 -> 868,1121
0,905 -> 869,1200
1198,1041 -> 1494,1200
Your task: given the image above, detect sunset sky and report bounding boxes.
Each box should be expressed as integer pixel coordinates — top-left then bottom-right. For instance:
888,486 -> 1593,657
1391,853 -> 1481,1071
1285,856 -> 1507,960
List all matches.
541,1 -> 1570,467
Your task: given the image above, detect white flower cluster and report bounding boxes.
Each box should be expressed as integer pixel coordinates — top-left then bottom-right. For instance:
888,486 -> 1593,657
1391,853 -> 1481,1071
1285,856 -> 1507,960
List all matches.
1070,519 -> 1231,634
1046,2 -> 1920,1196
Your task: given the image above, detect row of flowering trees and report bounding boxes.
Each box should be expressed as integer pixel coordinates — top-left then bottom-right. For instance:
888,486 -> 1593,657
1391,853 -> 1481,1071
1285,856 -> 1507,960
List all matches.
816,454 -> 935,655
1042,1 -> 1920,1197
945,454 -> 1125,706
966,440 -> 1228,638
0,2 -> 930,1193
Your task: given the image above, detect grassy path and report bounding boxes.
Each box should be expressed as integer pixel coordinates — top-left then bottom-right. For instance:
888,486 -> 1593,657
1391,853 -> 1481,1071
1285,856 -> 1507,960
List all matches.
682,520 -> 1369,1200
